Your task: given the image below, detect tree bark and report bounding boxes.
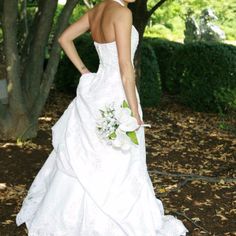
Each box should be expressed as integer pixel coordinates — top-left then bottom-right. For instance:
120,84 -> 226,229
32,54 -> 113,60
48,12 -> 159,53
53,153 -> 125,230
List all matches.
0,0 -> 3,24
33,0 -> 79,120
2,0 -> 26,115
130,0 -> 168,90
0,0 -> 167,140
22,0 -> 58,107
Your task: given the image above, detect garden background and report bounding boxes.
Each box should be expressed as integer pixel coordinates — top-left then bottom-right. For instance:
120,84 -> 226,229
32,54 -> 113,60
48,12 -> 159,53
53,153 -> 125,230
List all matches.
0,0 -> 235,235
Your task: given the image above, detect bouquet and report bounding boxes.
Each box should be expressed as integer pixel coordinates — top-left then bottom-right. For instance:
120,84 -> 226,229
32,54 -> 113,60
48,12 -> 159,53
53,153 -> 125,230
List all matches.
96,100 -> 151,151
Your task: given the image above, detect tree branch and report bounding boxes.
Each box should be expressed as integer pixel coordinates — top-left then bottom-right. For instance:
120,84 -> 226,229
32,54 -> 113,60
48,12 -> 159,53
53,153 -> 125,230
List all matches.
19,0 -> 29,37
147,0 -> 168,19
20,4 -> 41,65
33,0 -> 79,119
173,211 -> 211,234
148,170 -> 236,183
22,0 -> 58,103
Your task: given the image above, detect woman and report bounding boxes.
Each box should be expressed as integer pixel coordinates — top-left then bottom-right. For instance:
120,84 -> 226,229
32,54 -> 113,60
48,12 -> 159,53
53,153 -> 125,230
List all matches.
16,0 -> 189,235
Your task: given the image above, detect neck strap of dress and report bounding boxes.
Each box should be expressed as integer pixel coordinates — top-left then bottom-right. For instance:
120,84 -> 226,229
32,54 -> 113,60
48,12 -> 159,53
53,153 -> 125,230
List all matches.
112,0 -> 125,7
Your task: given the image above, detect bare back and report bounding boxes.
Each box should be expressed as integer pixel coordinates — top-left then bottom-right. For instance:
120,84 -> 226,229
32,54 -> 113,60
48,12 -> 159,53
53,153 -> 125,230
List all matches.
58,0 -> 136,116
88,0 -> 127,44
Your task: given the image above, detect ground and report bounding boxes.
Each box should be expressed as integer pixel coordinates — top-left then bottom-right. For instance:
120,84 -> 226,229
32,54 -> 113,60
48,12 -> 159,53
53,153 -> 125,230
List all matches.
0,89 -> 235,236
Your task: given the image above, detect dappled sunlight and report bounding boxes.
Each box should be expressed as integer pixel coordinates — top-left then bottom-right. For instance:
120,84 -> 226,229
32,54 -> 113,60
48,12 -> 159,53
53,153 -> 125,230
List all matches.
143,98 -> 235,234
0,0 -> 235,234
38,116 -> 52,122
1,143 -> 16,149
0,183 -> 7,190
0,90 -> 234,235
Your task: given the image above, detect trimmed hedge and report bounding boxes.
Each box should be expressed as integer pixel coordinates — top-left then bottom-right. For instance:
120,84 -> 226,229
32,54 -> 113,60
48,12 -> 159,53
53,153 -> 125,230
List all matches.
144,37 -> 183,92
166,42 -> 236,112
139,41 -> 162,107
55,34 -> 236,112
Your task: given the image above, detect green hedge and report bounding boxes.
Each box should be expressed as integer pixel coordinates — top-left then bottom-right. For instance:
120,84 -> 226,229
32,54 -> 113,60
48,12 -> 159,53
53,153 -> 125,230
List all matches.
166,42 -> 236,112
55,34 -> 162,107
144,37 -> 183,92
139,41 -> 162,107
56,34 -> 236,113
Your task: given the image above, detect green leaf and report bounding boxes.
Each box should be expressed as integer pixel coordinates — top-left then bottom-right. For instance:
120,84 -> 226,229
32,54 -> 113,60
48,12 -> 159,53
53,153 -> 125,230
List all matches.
122,100 -> 134,116
122,100 -> 129,108
99,109 -> 105,117
126,131 -> 139,145
109,132 -> 117,140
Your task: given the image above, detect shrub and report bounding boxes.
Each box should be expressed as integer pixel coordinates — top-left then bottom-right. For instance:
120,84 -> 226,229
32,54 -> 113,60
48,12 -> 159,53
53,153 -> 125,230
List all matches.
55,36 -> 162,107
144,37 -> 183,92
139,41 -> 162,107
166,42 -> 236,113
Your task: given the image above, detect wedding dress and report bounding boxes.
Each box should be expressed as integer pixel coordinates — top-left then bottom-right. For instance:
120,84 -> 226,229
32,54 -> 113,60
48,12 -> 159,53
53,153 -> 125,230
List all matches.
16,0 -> 189,235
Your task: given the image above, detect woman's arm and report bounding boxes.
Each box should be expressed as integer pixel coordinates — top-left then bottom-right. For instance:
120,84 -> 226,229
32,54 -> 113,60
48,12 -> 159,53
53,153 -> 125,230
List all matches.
114,8 -> 143,125
58,12 -> 90,74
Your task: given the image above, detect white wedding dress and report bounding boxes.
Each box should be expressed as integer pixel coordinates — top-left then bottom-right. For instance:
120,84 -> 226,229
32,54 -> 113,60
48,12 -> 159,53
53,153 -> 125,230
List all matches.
16,0 -> 189,235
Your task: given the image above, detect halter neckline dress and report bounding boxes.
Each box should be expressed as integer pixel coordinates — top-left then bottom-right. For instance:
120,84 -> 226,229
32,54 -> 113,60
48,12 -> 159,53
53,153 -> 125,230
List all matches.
16,0 -> 189,235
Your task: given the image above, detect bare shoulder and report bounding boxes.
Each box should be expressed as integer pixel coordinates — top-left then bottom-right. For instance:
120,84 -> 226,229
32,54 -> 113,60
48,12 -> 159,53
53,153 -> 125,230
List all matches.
115,4 -> 132,19
113,4 -> 132,25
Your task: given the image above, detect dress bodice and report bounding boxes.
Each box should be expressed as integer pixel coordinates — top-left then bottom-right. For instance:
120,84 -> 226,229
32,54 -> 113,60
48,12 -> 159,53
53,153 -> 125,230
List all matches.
93,0 -> 139,68
94,26 -> 139,67
77,0 -> 140,106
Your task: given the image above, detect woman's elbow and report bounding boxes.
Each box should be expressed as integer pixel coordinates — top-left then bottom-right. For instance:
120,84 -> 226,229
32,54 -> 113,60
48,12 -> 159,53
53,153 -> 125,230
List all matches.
119,61 -> 134,78
58,35 -> 65,45
57,32 -> 69,45
119,60 -> 133,71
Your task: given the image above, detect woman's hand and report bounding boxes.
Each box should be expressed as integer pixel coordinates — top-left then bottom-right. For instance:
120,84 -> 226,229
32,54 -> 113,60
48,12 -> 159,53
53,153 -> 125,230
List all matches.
134,113 -> 144,127
81,69 -> 91,75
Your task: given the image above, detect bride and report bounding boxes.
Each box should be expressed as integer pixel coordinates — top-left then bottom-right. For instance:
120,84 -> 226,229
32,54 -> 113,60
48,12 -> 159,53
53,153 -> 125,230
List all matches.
16,0 -> 189,235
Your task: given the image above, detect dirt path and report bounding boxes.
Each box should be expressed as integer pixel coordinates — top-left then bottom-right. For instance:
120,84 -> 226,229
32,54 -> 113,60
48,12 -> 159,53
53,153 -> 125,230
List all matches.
0,90 -> 235,236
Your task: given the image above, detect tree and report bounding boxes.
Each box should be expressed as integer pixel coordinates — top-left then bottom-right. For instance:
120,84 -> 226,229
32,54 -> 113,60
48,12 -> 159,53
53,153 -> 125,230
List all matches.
129,0 -> 168,89
0,0 -> 167,140
0,0 -> 79,140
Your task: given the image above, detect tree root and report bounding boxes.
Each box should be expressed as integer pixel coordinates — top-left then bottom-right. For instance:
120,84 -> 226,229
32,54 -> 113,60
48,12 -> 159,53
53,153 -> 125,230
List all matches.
148,169 -> 236,183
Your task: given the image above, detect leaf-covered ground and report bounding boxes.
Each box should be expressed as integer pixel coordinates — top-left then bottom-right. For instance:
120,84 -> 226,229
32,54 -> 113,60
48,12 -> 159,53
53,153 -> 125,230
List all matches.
0,90 -> 235,236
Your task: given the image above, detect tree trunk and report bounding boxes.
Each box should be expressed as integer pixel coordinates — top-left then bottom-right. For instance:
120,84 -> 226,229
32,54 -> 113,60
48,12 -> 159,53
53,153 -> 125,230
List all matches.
130,0 -> 168,90
0,0 -> 79,140
0,0 -> 167,140
22,0 -> 58,108
32,0 -> 79,120
1,0 -> 32,140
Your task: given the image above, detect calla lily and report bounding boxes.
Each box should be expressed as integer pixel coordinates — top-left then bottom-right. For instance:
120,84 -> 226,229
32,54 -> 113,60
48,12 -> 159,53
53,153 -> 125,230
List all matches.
112,128 -> 131,151
119,116 -> 139,132
115,107 -> 139,132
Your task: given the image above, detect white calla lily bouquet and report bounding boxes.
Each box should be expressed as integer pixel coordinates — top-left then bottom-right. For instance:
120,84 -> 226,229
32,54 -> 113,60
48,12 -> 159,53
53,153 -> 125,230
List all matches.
96,100 -> 151,151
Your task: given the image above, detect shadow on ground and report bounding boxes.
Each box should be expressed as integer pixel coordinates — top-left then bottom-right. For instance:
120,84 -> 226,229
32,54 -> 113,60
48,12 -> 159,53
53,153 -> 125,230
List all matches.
0,90 -> 235,236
